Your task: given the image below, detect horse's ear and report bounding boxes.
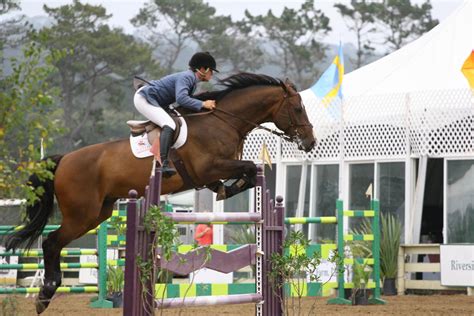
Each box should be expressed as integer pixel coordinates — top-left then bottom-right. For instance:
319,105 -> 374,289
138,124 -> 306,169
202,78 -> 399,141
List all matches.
280,80 -> 288,93
285,78 -> 298,92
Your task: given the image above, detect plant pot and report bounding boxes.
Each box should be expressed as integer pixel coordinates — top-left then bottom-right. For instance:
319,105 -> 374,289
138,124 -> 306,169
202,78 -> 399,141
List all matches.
107,292 -> 123,308
344,288 -> 352,299
352,289 -> 368,305
383,277 -> 397,296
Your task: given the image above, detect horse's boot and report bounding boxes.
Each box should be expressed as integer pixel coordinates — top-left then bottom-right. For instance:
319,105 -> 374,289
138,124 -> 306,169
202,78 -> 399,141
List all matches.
160,125 -> 177,178
35,276 -> 61,314
207,181 -> 227,200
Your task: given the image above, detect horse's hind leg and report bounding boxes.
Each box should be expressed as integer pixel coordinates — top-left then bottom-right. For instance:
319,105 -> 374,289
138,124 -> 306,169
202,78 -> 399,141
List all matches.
36,199 -> 114,314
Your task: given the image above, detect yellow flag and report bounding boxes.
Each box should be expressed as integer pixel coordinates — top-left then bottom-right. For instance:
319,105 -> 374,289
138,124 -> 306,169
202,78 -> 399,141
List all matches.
461,50 -> 474,89
365,183 -> 373,199
259,141 -> 272,170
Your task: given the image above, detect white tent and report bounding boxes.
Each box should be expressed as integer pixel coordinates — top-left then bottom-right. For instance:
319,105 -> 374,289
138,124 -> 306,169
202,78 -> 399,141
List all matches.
343,0 -> 474,97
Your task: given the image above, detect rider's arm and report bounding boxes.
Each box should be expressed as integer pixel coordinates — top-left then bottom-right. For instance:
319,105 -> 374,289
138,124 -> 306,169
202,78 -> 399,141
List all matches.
175,73 -> 203,111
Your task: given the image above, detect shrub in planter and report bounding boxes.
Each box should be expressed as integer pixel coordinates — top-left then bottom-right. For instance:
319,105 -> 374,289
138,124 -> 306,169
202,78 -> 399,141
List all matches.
351,260 -> 371,305
106,265 -> 124,307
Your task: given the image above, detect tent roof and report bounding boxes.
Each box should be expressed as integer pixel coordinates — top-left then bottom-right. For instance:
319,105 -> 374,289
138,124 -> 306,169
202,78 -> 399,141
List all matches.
343,0 -> 473,97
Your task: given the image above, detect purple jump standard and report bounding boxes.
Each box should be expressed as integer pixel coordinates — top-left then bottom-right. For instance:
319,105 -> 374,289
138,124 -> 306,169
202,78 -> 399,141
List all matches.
123,164 -> 283,316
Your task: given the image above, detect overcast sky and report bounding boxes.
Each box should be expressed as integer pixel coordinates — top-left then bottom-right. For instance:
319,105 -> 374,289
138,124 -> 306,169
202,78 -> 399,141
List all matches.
6,0 -> 465,45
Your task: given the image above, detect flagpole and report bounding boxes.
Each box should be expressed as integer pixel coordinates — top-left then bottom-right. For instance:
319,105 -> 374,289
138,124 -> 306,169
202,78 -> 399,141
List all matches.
338,98 -> 345,201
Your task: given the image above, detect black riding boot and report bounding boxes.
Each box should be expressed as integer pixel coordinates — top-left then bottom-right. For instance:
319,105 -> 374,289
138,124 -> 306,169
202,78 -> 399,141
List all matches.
160,125 -> 177,178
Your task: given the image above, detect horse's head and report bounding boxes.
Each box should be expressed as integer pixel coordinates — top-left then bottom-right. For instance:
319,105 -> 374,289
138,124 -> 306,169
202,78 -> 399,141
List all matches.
272,79 -> 316,152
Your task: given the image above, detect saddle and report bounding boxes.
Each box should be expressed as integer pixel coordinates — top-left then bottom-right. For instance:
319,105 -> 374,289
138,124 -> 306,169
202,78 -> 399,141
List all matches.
128,75 -> 183,156
127,116 -> 182,148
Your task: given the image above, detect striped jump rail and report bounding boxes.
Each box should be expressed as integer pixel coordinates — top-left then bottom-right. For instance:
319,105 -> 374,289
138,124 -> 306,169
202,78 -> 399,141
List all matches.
327,199 -> 385,305
0,248 -> 97,257
0,286 -> 98,294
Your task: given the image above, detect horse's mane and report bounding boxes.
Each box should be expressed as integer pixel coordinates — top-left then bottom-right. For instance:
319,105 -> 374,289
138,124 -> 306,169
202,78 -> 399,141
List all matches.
194,72 -> 284,101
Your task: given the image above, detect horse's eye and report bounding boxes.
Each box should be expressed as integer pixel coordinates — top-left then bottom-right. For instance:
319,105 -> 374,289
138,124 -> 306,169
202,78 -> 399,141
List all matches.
295,107 -> 302,113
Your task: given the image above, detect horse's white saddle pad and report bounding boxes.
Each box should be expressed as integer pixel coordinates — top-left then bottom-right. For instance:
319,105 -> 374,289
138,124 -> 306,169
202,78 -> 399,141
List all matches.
129,116 -> 188,158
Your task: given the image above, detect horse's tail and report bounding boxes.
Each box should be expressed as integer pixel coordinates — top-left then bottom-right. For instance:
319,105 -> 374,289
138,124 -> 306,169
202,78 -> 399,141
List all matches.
4,155 -> 64,251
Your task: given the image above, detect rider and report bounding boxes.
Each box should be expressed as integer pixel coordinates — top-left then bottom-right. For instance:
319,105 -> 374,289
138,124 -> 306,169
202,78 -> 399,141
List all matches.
133,52 -> 218,178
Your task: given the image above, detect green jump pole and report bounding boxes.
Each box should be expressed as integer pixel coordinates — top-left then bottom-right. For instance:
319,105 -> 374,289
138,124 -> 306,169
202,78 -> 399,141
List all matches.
369,199 -> 385,304
327,199 -> 351,305
90,221 -> 113,308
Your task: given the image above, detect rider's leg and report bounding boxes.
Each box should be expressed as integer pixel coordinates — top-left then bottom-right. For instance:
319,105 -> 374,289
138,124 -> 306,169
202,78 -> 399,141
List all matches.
133,92 -> 177,178
159,125 -> 177,178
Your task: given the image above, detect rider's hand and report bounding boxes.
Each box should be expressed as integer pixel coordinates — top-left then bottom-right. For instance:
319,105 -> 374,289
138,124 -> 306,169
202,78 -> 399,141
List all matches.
202,100 -> 216,110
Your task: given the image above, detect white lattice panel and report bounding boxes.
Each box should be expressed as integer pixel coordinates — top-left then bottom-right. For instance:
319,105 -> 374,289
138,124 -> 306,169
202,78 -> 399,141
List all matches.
243,89 -> 473,162
408,89 -> 474,157
242,129 -> 279,161
343,93 -> 407,159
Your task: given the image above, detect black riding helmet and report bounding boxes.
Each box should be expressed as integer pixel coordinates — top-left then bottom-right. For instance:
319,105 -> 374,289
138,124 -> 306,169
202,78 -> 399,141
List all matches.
188,52 -> 219,72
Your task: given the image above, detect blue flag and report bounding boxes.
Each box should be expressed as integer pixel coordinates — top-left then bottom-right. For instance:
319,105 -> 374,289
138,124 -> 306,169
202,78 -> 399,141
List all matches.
310,43 -> 344,119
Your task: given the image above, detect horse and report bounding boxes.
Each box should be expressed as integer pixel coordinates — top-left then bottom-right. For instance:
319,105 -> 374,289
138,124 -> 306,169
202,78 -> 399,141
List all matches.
4,72 -> 316,314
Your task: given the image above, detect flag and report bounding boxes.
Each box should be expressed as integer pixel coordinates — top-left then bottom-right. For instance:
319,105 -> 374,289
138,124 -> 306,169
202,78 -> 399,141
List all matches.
259,141 -> 272,170
461,50 -> 474,89
365,183 -> 373,199
309,43 -> 344,120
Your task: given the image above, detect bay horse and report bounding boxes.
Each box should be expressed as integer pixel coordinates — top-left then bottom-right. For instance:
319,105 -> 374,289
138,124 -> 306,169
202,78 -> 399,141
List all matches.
4,72 -> 315,314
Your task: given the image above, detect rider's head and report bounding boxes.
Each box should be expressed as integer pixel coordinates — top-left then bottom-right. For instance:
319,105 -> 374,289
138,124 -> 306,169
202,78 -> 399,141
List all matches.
189,52 -> 218,82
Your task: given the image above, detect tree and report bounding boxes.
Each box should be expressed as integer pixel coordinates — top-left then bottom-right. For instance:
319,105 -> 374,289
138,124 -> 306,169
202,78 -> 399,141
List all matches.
132,0 -> 219,73
199,17 -> 265,73
0,42 -> 62,201
37,0 -> 157,150
373,0 -> 438,53
244,0 -> 331,88
1,0 -> 28,64
132,0 -> 265,74
335,0 -> 378,68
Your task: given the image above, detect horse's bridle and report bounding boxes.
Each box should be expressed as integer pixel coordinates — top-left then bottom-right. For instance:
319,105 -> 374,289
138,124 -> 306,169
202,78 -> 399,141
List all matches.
175,88 -> 313,143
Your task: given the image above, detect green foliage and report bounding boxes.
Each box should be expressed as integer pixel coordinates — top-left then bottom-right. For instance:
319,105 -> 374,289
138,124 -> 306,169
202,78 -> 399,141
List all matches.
137,204 -> 180,310
244,0 -> 331,88
373,0 -> 438,53
0,42 -> 62,201
379,213 -> 402,278
334,0 -> 377,68
36,0 -> 157,151
132,0 -> 221,73
352,260 -> 371,290
268,230 -> 343,315
352,212 -> 402,278
106,264 -> 124,294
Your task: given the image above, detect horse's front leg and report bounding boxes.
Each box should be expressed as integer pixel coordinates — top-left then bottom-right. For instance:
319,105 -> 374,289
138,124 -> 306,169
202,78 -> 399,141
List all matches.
205,159 -> 257,200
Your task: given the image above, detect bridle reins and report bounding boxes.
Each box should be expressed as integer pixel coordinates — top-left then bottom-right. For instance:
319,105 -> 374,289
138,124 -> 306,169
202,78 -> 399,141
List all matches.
175,89 -> 312,143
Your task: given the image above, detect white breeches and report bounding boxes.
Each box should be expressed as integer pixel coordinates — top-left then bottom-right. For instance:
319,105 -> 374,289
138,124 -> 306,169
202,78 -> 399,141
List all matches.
133,91 -> 176,130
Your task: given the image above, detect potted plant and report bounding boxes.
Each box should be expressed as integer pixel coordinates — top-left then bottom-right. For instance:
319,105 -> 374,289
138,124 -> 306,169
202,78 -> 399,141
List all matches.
354,212 -> 402,296
379,213 -> 402,295
106,216 -> 126,307
106,264 -> 124,307
351,260 -> 371,305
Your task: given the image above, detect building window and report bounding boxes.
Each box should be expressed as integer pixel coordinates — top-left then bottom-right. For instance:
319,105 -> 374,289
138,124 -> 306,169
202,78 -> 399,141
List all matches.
312,164 -> 339,243
349,163 -> 374,230
447,160 -> 474,243
285,164 -> 311,236
378,162 -> 405,243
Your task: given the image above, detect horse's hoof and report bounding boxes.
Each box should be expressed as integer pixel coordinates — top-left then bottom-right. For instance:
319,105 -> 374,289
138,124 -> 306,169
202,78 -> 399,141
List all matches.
215,185 -> 226,201
35,298 -> 49,314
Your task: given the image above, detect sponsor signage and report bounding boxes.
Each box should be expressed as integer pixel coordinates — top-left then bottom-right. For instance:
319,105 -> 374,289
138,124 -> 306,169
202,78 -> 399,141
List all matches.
440,244 -> 474,287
